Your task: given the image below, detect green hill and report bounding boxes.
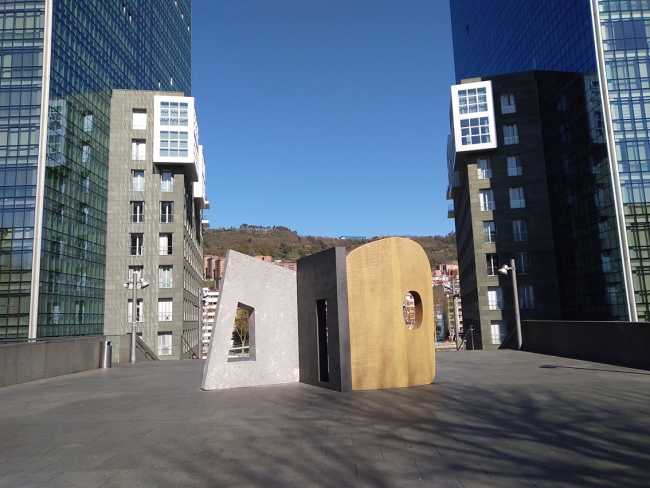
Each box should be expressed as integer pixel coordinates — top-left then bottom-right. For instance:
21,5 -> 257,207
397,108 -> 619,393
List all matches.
203,224 -> 457,268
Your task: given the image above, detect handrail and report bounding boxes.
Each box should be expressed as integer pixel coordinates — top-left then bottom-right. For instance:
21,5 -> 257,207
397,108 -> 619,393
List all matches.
133,335 -> 159,361
181,334 -> 197,357
0,335 -> 102,345
458,325 -> 476,351
498,326 -> 518,350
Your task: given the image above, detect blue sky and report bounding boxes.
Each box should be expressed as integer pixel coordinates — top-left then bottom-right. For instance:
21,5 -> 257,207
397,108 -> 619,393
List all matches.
192,0 -> 455,237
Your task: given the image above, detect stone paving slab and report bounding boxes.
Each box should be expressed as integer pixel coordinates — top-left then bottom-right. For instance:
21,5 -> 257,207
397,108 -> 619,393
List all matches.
1,351 -> 650,487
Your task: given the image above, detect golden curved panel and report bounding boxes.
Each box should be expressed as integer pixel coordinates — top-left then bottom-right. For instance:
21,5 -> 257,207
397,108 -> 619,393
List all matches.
346,237 -> 436,390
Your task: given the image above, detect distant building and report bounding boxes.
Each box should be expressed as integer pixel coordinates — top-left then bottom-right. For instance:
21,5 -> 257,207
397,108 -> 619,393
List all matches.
274,260 -> 297,272
254,255 -> 297,272
201,288 -> 219,359
204,255 -> 225,288
254,255 -> 273,263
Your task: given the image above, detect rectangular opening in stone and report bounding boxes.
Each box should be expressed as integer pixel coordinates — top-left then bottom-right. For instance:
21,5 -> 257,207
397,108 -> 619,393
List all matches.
317,299 -> 330,383
228,303 -> 254,361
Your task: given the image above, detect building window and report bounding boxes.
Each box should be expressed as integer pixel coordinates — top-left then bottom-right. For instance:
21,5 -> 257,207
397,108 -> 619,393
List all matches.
132,109 -> 147,130
500,94 -> 516,114
457,86 -> 488,114
160,101 -> 189,126
483,221 -> 497,243
82,114 -> 93,133
504,124 -> 519,145
158,298 -> 173,322
480,189 -> 495,211
594,187 -> 607,207
158,331 -> 172,356
562,154 -> 576,174
507,155 -> 522,176
513,219 -> 528,241
131,139 -> 146,160
509,187 -> 525,208
486,253 -> 500,276
490,321 -> 506,344
160,201 -> 173,222
460,117 -> 491,146
131,170 -> 145,191
81,145 -> 90,163
477,158 -> 492,179
601,252 -> 615,273
487,287 -> 503,310
519,285 -> 535,309
159,233 -> 172,255
161,171 -> 173,191
130,201 -> 144,223
74,301 -> 85,324
515,252 -> 532,275
159,130 -> 189,157
128,266 -> 143,283
82,174 -> 90,193
605,285 -> 618,305
127,298 -> 143,322
130,233 -> 143,256
159,265 -> 173,288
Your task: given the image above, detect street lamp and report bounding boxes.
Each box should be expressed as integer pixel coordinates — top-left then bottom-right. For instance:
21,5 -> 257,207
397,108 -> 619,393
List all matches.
498,259 -> 522,350
123,271 -> 149,363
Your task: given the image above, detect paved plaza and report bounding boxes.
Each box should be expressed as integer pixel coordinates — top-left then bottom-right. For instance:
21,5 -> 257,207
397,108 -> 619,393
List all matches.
0,350 -> 649,487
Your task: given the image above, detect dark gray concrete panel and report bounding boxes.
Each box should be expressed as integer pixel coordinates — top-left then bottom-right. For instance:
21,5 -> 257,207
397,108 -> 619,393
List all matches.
297,247 -> 351,392
0,337 -> 103,387
523,320 -> 650,369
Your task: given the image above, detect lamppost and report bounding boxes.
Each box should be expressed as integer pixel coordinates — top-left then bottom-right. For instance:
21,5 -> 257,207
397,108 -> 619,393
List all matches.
452,280 -> 462,350
498,259 -> 521,350
123,271 -> 149,363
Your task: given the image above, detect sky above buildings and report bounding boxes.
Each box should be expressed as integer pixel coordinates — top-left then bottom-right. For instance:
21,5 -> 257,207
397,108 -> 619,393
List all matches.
192,0 -> 455,237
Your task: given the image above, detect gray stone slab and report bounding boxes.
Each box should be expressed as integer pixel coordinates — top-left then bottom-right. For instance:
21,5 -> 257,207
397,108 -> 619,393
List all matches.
201,251 -> 299,390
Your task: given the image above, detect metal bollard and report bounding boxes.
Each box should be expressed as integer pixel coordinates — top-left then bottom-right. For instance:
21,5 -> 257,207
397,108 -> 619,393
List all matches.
100,341 -> 112,368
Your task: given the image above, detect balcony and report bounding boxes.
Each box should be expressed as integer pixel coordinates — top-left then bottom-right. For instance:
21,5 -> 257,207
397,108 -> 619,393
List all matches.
158,312 -> 173,322
159,246 -> 173,256
160,214 -> 174,223
130,182 -> 145,191
161,182 -> 174,192
130,245 -> 143,256
447,203 -> 454,219
159,279 -> 173,288
130,214 -> 144,223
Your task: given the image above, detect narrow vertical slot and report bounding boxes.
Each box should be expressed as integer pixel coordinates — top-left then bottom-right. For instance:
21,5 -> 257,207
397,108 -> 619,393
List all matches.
316,299 -> 329,383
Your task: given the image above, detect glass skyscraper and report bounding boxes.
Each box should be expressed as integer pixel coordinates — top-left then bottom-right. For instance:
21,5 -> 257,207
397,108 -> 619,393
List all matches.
0,0 -> 192,339
450,0 -> 650,322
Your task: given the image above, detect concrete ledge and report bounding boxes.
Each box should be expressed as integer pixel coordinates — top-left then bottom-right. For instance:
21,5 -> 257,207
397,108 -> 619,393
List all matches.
522,320 -> 650,369
0,336 -> 104,387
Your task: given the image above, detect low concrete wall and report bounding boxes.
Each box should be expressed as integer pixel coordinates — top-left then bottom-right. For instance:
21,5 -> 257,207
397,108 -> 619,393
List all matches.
0,336 -> 104,387
522,320 -> 650,369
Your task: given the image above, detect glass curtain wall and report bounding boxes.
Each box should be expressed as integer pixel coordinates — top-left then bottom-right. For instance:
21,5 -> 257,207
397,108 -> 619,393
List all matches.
450,0 -> 628,320
0,0 -> 192,339
598,0 -> 650,321
0,2 -> 45,339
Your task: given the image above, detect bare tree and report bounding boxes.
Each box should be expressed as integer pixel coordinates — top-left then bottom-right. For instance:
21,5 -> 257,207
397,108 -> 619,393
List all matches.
232,307 -> 249,351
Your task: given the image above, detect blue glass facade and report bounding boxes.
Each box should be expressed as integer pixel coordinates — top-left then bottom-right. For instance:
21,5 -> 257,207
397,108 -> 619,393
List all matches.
0,0 -> 192,339
450,0 -> 636,321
